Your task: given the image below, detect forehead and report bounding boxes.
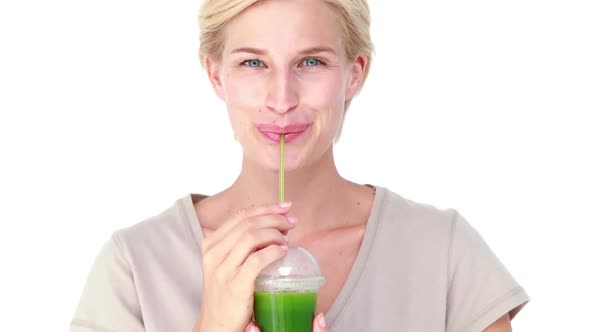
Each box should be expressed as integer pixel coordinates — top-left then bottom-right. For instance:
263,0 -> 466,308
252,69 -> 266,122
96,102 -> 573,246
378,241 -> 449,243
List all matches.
223,0 -> 343,55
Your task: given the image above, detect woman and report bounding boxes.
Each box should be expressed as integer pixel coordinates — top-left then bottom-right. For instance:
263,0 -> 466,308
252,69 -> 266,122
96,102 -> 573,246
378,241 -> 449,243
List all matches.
71,0 -> 529,331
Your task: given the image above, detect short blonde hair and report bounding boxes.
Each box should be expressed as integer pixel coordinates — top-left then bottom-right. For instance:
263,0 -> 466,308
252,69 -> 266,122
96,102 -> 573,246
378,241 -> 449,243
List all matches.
198,0 -> 374,140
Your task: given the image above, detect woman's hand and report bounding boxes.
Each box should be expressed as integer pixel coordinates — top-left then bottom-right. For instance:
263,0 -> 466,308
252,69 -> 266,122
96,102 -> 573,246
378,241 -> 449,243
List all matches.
244,313 -> 329,332
193,202 -> 296,332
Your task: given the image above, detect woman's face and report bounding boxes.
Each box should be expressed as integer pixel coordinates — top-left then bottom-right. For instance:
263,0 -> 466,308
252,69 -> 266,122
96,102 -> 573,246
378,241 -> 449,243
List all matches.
206,0 -> 367,171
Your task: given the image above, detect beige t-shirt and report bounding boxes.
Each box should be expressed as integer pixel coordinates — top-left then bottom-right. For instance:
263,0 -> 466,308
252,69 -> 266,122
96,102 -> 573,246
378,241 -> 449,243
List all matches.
71,186 -> 529,332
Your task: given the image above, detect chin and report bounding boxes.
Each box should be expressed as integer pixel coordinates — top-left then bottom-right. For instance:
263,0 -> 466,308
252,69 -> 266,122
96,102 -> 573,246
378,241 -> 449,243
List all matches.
243,131 -> 321,171
251,149 -> 307,173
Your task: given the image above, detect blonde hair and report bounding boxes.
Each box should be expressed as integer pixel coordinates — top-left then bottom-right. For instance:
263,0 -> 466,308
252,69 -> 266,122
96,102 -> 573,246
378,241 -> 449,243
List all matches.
198,0 -> 374,140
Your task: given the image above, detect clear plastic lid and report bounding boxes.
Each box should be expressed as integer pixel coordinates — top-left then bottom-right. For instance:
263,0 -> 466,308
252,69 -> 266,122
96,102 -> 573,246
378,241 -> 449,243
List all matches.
255,246 -> 325,292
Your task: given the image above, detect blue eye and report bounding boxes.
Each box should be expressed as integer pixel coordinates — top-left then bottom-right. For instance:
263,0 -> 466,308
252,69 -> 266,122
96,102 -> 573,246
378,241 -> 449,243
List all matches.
243,59 -> 264,67
302,58 -> 323,67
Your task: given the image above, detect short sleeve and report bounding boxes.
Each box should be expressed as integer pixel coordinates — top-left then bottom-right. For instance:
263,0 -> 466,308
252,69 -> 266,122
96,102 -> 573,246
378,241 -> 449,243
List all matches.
445,212 -> 530,332
70,233 -> 144,332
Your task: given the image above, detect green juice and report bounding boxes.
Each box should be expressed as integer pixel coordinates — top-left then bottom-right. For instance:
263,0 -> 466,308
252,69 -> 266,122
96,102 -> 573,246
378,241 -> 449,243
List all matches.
254,291 -> 317,332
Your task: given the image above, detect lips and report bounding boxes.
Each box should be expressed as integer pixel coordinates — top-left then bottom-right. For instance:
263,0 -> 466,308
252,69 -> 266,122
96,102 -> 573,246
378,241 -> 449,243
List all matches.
257,123 -> 311,143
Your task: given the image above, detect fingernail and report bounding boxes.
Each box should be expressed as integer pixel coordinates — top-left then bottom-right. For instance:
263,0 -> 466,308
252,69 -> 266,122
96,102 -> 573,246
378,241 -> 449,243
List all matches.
287,216 -> 298,225
280,245 -> 289,251
279,202 -> 292,208
318,312 -> 327,328
249,324 -> 257,332
283,235 -> 289,243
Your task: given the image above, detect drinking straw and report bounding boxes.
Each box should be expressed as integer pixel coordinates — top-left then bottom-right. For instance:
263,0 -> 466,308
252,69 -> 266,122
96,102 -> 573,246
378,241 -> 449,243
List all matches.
279,134 -> 290,270
279,134 -> 285,203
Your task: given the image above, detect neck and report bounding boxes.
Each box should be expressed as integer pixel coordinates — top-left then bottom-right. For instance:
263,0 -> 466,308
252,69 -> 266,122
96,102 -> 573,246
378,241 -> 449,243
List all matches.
223,146 -> 353,236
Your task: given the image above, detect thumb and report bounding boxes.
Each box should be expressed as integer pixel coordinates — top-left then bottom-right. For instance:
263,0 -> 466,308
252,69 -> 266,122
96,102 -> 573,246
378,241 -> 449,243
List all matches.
244,321 -> 260,332
313,312 -> 329,332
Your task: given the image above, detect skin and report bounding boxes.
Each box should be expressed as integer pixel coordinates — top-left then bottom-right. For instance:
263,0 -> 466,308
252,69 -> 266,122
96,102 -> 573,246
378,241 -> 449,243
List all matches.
484,314 -> 513,332
195,0 -> 514,331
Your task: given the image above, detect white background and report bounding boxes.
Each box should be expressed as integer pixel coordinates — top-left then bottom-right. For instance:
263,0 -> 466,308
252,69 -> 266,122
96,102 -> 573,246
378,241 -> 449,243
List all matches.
1,0 -> 588,330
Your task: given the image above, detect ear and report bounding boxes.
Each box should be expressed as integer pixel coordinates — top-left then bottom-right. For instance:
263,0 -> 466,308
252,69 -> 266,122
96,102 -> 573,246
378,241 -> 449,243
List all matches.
345,55 -> 369,100
204,56 -> 226,101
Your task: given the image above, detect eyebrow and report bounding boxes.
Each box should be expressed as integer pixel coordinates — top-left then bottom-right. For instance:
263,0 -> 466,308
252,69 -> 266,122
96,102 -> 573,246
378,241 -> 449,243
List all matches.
230,46 -> 337,56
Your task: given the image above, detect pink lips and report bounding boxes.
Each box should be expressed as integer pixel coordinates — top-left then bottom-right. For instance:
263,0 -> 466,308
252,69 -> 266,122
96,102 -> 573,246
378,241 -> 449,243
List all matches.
257,123 -> 311,143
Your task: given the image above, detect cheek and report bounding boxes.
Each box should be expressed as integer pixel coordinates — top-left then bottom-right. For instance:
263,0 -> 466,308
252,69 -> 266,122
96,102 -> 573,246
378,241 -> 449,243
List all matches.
300,73 -> 347,131
222,74 -> 267,142
223,73 -> 266,108
299,72 -> 347,107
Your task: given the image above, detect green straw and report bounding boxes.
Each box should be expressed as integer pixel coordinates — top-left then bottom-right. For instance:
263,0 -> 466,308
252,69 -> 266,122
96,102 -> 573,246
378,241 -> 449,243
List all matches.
279,135 -> 289,267
279,134 -> 285,203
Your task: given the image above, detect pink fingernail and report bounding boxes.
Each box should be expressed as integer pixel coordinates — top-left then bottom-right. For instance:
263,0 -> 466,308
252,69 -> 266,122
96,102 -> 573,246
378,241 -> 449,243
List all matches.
280,245 -> 289,251
318,312 -> 327,328
279,202 -> 292,208
287,216 -> 298,225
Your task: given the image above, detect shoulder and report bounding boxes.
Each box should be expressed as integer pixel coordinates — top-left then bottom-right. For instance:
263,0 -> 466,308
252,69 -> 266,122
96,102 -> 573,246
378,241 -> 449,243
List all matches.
377,186 -> 460,241
111,194 -> 199,266
367,186 -> 463,275
377,187 -> 496,259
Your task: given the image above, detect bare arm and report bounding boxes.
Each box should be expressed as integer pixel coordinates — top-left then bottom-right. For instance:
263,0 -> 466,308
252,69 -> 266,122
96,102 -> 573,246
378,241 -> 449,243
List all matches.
483,314 -> 512,332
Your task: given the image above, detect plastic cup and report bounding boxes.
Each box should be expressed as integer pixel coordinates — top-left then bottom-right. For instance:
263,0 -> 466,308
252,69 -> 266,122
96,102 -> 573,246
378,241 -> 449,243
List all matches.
254,246 -> 325,332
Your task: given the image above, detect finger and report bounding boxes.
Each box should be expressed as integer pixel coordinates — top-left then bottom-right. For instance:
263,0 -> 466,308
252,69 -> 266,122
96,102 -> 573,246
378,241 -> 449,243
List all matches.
222,227 -> 288,272
201,202 -> 292,267
212,202 -> 292,242
223,214 -> 295,253
204,201 -> 291,251
313,312 -> 329,332
235,244 -> 288,286
243,321 -> 260,332
205,214 -> 295,272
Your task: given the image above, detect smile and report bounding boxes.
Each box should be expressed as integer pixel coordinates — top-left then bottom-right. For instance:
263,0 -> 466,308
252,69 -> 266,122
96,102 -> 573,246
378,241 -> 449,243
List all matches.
257,123 -> 311,143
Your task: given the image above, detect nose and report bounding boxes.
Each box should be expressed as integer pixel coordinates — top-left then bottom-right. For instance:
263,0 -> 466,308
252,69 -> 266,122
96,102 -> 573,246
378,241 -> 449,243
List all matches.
264,69 -> 299,114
